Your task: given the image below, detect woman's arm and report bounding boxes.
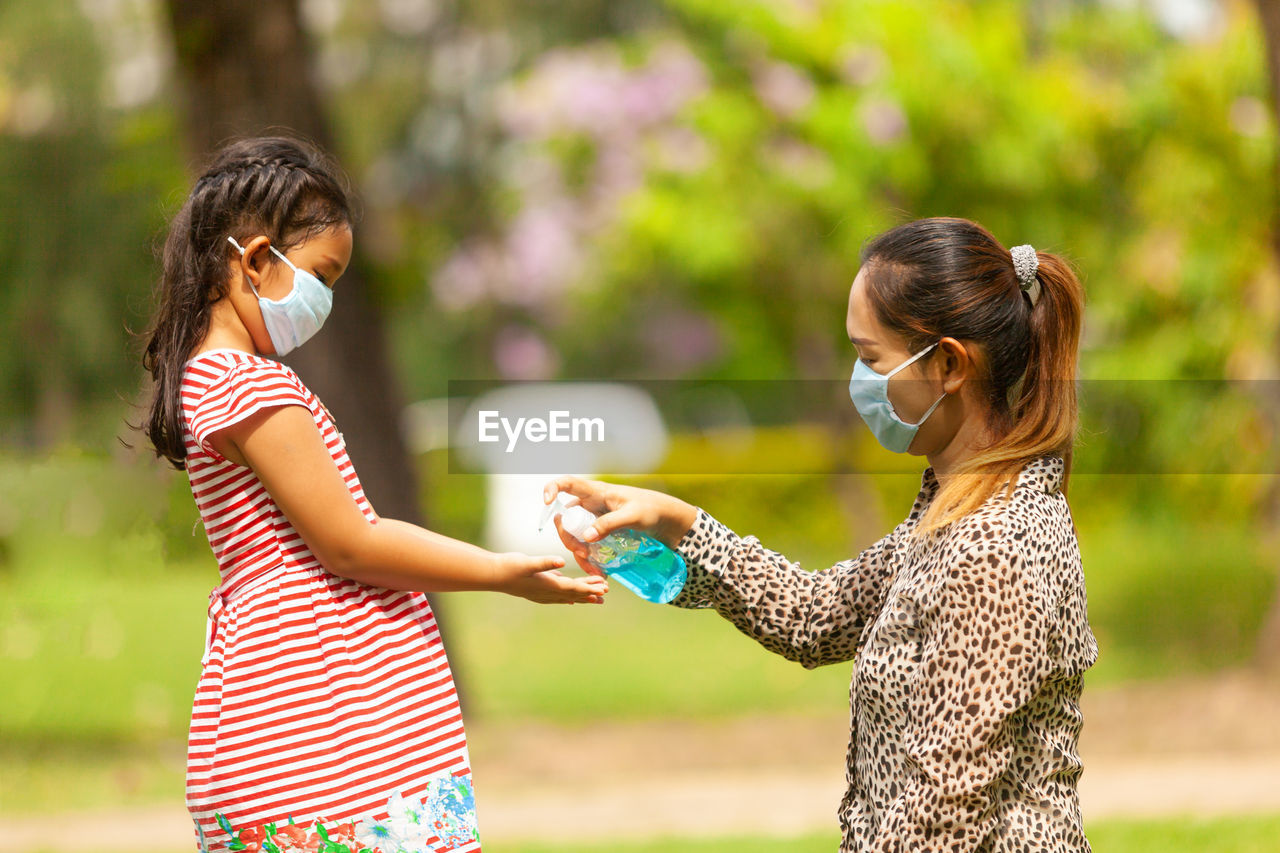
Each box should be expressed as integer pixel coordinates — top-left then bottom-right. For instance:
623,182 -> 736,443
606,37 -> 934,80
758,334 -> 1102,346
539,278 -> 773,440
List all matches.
215,405 -> 607,603
669,507 -> 904,668
545,477 -> 903,666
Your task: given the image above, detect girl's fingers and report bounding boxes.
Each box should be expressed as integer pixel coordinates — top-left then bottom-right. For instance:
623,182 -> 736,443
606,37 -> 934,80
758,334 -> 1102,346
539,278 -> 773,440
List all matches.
567,574 -> 607,597
521,554 -> 567,575
544,574 -> 607,604
562,573 -> 606,591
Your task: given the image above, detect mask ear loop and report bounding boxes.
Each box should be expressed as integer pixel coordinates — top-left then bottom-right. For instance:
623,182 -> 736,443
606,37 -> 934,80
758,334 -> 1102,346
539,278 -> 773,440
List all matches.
227,236 -> 293,298
909,388 -> 948,426
267,244 -> 301,274
885,340 -> 939,378
888,340 -> 947,425
227,234 -> 267,297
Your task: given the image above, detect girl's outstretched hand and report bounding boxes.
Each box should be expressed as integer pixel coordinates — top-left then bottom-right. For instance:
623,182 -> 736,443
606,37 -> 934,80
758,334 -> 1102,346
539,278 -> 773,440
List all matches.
493,552 -> 608,605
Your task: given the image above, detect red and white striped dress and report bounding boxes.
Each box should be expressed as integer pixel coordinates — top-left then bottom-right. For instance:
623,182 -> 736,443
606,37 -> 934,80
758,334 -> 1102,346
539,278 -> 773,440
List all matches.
181,349 -> 480,853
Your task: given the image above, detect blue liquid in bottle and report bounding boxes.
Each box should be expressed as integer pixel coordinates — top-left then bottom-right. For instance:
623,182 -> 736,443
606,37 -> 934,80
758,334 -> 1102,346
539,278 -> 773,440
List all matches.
541,499 -> 687,604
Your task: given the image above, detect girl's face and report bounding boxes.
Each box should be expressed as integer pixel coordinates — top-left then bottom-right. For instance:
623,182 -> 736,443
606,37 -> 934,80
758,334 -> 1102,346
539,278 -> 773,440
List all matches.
231,224 -> 354,355
845,266 -> 968,456
251,224 -> 353,300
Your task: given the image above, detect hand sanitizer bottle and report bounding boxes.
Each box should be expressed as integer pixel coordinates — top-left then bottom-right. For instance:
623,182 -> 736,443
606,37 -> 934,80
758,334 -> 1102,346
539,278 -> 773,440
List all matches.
540,495 -> 687,604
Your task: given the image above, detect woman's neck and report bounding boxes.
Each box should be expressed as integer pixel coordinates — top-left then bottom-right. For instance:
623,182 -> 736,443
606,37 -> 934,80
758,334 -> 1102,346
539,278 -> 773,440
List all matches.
927,410 -> 994,483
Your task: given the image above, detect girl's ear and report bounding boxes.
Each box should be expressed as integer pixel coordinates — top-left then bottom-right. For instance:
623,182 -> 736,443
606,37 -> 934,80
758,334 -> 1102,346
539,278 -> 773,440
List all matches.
236,235 -> 272,290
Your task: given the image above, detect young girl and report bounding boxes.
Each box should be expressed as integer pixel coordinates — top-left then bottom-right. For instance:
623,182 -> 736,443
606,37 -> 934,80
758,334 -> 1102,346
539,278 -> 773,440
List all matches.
142,135 -> 607,853
547,218 -> 1098,852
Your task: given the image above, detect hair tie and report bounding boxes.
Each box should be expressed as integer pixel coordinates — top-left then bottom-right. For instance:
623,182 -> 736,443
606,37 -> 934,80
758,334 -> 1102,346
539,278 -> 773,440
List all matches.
1010,244 -> 1040,307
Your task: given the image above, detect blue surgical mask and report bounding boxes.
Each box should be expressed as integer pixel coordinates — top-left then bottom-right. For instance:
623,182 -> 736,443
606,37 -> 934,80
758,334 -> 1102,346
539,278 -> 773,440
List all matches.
849,342 -> 946,453
228,236 -> 333,356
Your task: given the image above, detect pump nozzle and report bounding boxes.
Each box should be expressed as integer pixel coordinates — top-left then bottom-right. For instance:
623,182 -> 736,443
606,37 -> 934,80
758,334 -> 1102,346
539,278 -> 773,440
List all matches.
538,492 -> 580,532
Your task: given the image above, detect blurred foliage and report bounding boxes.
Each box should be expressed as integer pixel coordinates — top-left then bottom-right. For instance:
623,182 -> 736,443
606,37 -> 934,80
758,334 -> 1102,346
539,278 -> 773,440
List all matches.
0,1 -> 185,447
1,0 -> 1276,474
469,0 -> 1278,476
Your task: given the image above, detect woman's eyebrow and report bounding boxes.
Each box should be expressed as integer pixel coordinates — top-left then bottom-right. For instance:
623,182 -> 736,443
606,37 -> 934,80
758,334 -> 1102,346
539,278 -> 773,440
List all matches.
848,335 -> 877,346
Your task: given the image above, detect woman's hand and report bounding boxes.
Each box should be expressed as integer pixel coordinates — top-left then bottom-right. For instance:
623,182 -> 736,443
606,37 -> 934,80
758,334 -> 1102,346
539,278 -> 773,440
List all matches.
542,477 -> 698,576
492,552 -> 609,604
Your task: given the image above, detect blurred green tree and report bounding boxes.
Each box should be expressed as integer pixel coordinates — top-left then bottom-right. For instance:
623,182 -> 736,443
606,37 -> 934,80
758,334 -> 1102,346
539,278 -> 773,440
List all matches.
159,0 -> 476,666
0,1 -> 183,447
163,0 -> 424,527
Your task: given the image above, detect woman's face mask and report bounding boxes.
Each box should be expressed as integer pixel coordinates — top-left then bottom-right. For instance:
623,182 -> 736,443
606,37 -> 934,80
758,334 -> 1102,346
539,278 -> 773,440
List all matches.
228,236 -> 333,356
848,342 -> 946,453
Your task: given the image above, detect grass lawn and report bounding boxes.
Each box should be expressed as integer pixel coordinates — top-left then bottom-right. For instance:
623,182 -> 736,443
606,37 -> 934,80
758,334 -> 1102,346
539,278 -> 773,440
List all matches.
34,814 -> 1280,853
497,812 -> 1280,852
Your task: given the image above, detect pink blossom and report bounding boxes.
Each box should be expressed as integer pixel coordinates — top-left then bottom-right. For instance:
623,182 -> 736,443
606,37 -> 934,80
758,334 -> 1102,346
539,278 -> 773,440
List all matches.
752,60 -> 815,119
766,137 -> 835,188
434,244 -> 500,311
499,202 -> 582,305
493,325 -> 560,380
652,125 -> 711,174
836,44 -> 886,87
859,96 -> 908,146
497,40 -> 708,140
642,308 -> 722,374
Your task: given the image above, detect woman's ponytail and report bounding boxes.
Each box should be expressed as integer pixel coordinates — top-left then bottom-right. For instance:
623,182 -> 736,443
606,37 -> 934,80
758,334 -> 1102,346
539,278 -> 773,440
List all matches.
1005,251 -> 1084,484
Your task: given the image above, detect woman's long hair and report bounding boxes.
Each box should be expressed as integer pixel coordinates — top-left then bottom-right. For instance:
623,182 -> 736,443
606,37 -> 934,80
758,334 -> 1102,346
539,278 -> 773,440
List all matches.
859,217 -> 1084,532
141,135 -> 353,468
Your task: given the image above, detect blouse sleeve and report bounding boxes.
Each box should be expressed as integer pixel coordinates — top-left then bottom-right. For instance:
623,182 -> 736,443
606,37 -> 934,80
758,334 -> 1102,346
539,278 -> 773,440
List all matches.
669,507 -> 907,669
870,515 -> 1056,852
187,360 -> 312,458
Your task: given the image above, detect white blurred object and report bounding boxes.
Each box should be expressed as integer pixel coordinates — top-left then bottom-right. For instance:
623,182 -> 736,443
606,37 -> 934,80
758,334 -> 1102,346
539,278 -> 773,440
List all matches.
1147,0 -> 1223,41
405,383 -> 667,554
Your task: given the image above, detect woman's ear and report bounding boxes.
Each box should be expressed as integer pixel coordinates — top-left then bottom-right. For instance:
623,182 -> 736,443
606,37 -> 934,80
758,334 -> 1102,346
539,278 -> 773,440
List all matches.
937,336 -> 971,395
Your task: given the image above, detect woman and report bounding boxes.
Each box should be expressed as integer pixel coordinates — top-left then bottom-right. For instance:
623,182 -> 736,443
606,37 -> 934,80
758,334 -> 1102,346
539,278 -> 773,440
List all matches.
546,217 -> 1097,852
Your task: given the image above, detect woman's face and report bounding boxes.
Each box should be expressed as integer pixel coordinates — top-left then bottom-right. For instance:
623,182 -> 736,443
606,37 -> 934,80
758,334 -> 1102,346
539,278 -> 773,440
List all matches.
846,266 -> 958,455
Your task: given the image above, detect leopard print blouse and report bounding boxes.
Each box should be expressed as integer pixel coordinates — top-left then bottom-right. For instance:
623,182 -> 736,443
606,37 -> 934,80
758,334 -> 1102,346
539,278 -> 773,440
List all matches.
671,454 -> 1097,852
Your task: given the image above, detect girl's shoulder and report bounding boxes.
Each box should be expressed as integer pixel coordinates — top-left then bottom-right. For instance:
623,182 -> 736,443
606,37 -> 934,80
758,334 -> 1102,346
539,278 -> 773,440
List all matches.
182,349 -> 305,394
180,350 -> 317,454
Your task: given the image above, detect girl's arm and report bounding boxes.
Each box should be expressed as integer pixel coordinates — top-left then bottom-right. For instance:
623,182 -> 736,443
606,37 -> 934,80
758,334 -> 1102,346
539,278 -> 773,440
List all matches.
544,477 -> 902,665
213,404 -> 606,603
